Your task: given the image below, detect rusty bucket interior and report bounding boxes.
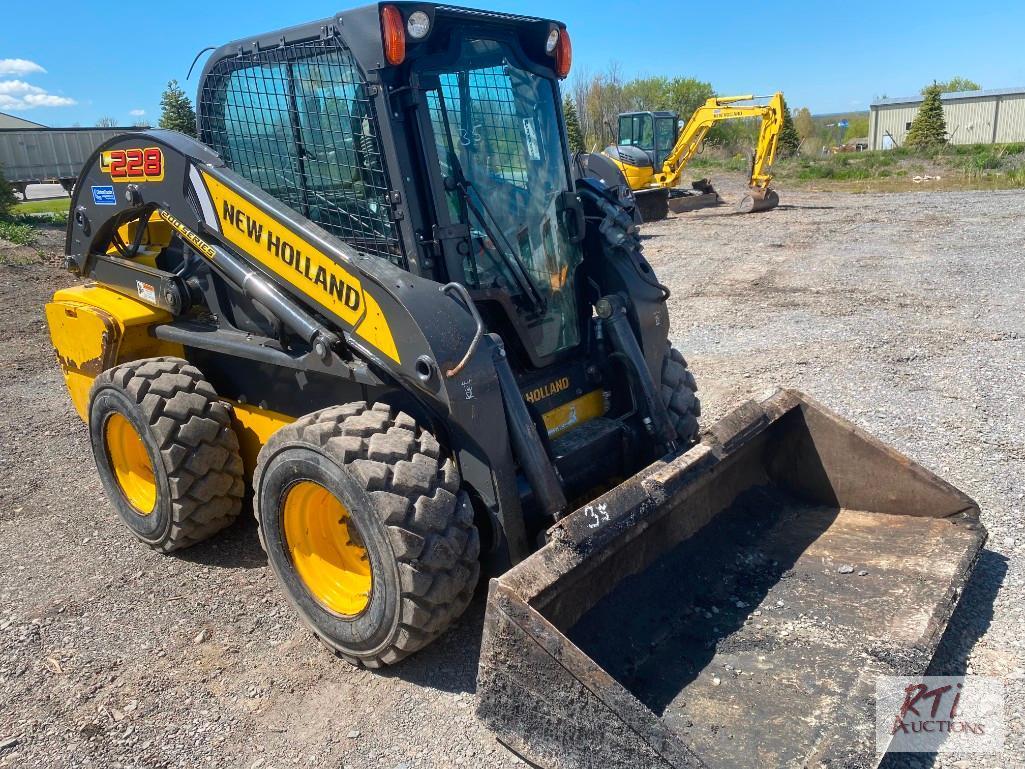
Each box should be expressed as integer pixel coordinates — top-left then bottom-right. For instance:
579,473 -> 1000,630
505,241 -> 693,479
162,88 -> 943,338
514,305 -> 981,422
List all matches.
477,389 -> 985,769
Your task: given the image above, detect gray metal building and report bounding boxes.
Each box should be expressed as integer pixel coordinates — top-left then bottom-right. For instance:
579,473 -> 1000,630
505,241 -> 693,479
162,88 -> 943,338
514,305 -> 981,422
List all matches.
0,111 -> 45,130
868,88 -> 1025,150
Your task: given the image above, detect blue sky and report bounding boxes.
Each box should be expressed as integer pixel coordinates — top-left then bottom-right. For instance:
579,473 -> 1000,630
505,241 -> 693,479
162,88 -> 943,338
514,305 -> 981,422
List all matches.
3,1 -> 1024,126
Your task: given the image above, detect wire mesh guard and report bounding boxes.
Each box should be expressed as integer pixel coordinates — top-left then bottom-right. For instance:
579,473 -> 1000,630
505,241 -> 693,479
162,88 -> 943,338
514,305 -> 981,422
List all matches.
199,38 -> 403,266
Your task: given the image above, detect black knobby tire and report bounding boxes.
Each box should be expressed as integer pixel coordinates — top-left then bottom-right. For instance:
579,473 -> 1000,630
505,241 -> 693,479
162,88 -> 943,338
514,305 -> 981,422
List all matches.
661,345 -> 701,446
253,402 -> 480,668
88,357 -> 245,552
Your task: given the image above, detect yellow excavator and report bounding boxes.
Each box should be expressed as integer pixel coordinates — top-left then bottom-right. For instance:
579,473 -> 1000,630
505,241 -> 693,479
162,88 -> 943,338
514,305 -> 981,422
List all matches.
603,92 -> 785,221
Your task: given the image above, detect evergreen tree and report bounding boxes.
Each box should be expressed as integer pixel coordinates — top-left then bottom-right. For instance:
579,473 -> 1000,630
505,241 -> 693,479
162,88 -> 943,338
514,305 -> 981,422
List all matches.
777,97 -> 801,157
905,84 -> 947,150
563,95 -> 585,153
159,80 -> 197,138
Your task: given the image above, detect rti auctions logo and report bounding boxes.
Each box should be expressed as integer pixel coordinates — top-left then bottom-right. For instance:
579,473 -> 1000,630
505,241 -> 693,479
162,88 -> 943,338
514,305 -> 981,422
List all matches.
891,681 -> 981,736
876,676 -> 1004,754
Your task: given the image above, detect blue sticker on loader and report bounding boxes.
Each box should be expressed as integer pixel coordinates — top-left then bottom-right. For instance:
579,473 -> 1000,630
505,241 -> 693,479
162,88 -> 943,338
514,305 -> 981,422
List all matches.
92,185 -> 116,205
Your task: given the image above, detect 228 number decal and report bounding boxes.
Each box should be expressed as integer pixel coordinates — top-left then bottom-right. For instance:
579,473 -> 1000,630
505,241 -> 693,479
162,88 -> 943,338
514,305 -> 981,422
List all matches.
100,147 -> 164,183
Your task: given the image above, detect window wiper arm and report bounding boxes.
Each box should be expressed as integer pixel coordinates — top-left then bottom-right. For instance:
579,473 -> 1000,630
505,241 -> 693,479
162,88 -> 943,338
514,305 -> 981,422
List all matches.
456,177 -> 547,315
434,88 -> 546,314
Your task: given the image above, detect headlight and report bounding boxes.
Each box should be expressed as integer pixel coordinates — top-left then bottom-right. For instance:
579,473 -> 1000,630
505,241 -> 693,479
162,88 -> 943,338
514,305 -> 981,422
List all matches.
407,10 -> 431,39
545,29 -> 560,54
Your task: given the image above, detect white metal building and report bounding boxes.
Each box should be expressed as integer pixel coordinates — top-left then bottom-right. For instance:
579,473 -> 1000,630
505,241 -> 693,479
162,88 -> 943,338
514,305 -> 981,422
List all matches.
868,88 -> 1025,150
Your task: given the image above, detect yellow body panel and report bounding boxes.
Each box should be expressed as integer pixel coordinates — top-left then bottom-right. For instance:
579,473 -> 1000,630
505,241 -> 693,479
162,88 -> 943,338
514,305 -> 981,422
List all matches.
226,400 -> 294,476
608,156 -> 656,190
45,285 -> 180,421
200,171 -> 400,364
283,480 -> 373,616
542,389 -> 605,439
108,212 -> 174,268
46,284 -> 293,474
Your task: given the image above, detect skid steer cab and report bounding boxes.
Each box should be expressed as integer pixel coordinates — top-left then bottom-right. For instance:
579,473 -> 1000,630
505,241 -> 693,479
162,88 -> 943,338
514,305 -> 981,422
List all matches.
47,2 -> 698,668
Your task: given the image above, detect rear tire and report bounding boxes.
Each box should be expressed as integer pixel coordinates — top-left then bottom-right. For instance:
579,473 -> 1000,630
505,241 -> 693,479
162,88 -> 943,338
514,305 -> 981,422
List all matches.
88,357 -> 245,552
661,345 -> 701,446
253,402 -> 480,667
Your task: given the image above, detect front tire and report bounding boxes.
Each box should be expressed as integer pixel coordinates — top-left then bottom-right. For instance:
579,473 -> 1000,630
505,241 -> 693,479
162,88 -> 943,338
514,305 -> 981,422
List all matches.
661,345 -> 701,445
254,402 -> 480,667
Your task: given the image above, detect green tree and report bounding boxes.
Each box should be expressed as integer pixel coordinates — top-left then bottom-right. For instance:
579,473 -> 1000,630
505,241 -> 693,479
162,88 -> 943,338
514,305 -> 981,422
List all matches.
663,77 -> 714,123
159,79 -> 197,137
905,84 -> 947,149
794,107 -> 815,139
622,76 -> 670,112
927,76 -> 980,95
777,97 -> 801,157
845,115 -> 870,138
620,76 -> 714,123
0,164 -> 17,219
563,95 -> 585,153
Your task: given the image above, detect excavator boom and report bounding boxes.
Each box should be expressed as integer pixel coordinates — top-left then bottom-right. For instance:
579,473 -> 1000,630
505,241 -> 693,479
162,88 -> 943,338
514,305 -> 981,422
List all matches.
602,92 -> 786,219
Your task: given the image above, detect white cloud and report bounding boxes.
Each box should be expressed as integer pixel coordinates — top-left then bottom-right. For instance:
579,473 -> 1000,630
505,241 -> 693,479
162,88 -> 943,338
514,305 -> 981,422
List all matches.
129,108 -> 146,117
0,79 -> 76,109
0,61 -> 76,110
0,80 -> 44,95
21,93 -> 76,107
0,58 -> 46,76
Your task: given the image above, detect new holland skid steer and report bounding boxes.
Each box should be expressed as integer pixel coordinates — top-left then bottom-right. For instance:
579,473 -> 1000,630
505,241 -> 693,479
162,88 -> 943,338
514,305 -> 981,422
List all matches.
47,4 -> 985,767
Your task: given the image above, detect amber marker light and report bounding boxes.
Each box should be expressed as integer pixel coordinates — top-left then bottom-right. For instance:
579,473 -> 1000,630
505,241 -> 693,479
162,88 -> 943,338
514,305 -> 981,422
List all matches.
381,5 -> 406,66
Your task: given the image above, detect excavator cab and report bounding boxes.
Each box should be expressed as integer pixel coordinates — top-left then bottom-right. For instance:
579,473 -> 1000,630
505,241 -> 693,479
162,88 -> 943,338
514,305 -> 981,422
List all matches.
616,111 -> 678,174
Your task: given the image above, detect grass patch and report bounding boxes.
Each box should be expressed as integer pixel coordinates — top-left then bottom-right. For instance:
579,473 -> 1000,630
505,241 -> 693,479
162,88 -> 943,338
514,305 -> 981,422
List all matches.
14,197 -> 70,215
0,219 -> 36,245
687,142 -> 1025,191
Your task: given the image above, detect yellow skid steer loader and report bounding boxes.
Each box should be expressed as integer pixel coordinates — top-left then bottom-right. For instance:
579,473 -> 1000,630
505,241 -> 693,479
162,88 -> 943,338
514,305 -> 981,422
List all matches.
45,4 -> 984,767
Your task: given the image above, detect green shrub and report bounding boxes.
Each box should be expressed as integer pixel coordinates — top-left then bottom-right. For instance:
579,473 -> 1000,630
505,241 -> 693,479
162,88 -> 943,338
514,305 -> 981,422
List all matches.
0,165 -> 16,219
0,219 -> 35,245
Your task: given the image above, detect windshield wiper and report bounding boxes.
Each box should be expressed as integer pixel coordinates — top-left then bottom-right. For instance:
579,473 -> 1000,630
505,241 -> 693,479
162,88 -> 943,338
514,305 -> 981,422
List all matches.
434,89 -> 547,315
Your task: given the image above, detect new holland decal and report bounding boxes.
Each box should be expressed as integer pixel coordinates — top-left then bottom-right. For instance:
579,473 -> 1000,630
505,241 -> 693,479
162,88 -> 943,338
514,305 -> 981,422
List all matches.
199,171 -> 400,364
524,376 -> 570,404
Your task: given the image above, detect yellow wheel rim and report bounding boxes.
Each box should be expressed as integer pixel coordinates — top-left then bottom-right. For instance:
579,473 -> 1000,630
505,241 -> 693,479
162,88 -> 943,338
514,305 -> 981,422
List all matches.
283,481 -> 372,617
105,413 -> 157,515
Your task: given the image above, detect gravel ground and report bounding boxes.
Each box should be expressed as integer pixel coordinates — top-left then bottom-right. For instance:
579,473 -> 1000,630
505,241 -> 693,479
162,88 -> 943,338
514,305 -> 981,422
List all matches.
0,180 -> 1022,769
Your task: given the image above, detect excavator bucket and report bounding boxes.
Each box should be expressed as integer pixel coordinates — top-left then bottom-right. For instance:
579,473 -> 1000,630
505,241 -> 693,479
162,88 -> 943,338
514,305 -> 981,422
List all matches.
736,186 -> 780,213
668,180 -> 721,214
477,389 -> 985,769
